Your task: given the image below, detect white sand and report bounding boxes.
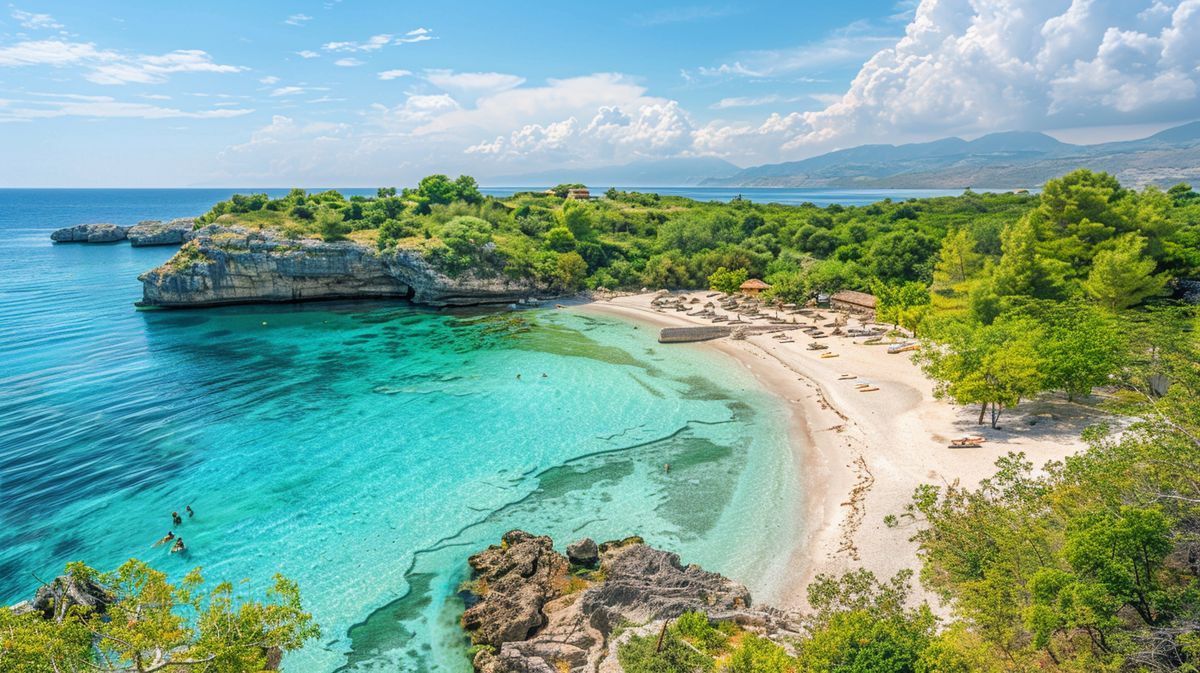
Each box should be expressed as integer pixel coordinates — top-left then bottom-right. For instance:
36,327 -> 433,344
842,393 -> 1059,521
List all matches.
574,292 -> 1094,610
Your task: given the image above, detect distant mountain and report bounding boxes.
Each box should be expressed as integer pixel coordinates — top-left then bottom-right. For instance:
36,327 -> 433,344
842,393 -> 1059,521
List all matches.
704,122 -> 1200,189
487,156 -> 741,187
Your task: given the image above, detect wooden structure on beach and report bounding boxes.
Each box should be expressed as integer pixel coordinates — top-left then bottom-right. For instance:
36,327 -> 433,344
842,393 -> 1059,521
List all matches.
830,290 -> 877,319
566,188 -> 591,200
659,325 -> 799,343
739,278 -> 770,297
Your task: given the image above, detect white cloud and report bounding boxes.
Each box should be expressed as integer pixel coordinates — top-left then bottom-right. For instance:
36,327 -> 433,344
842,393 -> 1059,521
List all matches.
139,93 -> 172,100
695,21 -> 901,79
334,57 -> 364,67
710,94 -> 807,109
425,70 -> 526,97
323,34 -> 393,52
377,69 -> 412,80
0,94 -> 253,122
692,0 -> 1200,160
270,86 -> 305,97
11,8 -> 63,30
284,13 -> 312,26
260,75 -> 280,85
398,27 -> 434,43
296,50 -> 321,59
0,40 -> 245,84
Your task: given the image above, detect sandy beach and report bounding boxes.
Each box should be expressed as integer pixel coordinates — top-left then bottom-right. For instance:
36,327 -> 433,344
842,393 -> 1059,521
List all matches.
575,292 -> 1100,611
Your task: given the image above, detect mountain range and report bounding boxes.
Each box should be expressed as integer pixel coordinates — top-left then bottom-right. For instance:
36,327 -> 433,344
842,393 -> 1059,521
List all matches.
486,121 -> 1200,190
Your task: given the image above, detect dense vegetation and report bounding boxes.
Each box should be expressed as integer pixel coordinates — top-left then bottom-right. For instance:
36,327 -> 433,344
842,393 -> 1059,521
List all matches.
51,170 -> 1200,671
0,560 -> 318,672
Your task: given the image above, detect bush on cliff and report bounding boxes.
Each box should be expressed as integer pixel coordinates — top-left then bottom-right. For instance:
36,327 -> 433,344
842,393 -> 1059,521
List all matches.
1,559 -> 318,673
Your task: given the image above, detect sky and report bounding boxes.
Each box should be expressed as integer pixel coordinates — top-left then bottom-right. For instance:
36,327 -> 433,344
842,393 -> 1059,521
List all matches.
1,0 -> 1198,186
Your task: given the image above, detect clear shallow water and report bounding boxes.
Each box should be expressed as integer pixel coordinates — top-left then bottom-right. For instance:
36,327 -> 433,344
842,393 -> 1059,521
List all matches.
0,190 -> 802,671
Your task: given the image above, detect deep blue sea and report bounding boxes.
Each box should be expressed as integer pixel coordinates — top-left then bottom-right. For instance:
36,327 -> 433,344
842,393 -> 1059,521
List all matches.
0,188 -> 832,671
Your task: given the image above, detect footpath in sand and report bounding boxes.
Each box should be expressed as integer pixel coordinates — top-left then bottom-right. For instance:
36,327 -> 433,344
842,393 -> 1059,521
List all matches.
575,291 -> 1104,610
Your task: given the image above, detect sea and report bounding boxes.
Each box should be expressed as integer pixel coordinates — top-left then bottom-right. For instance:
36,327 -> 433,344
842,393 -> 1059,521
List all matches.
0,187 -> 950,671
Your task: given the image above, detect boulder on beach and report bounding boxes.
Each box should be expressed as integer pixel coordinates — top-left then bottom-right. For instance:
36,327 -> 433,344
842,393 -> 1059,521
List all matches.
127,218 -> 196,247
50,223 -> 127,243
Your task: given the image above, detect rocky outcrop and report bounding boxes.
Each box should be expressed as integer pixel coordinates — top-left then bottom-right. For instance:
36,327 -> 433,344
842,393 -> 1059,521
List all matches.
137,225 -> 544,308
51,223 -> 127,243
10,573 -> 113,620
462,531 -> 796,673
567,538 -> 599,568
127,218 -> 196,247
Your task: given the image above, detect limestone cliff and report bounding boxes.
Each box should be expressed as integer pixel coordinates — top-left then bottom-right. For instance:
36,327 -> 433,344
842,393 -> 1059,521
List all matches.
137,225 -> 545,308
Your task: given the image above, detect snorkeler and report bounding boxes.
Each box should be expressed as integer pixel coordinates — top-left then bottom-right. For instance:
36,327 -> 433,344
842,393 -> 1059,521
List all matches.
153,531 -> 175,547
172,511 -> 182,526
186,505 -> 194,518
170,538 -> 185,554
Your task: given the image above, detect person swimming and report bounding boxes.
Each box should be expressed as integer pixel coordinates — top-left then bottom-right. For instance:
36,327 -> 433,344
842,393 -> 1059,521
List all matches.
153,531 -> 175,547
186,505 -> 194,518
172,511 -> 182,526
170,538 -> 185,554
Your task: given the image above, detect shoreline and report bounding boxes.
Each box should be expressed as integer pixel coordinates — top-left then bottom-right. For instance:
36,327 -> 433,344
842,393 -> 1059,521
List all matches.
574,292 -> 1093,610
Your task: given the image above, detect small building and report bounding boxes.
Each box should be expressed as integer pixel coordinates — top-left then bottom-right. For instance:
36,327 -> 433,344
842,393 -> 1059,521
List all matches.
830,290 -> 877,319
739,278 -> 770,297
566,188 -> 591,200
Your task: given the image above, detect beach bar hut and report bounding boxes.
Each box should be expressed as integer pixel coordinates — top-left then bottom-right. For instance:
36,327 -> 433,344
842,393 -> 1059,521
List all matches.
830,290 -> 877,320
739,278 -> 770,298
566,187 -> 591,200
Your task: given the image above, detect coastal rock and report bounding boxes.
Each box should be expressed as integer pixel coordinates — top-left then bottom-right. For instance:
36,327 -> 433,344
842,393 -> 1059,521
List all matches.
566,538 -> 598,568
23,574 -> 113,620
50,223 -> 127,243
127,218 -> 196,247
461,532 -> 791,673
461,531 -> 570,648
137,225 -> 543,308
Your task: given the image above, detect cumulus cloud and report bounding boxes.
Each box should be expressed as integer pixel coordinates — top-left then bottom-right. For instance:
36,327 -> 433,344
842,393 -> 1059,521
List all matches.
321,29 -> 434,53
0,40 -> 245,84
774,0 -> 1200,154
296,50 -> 320,59
334,57 -> 364,67
284,13 -> 312,26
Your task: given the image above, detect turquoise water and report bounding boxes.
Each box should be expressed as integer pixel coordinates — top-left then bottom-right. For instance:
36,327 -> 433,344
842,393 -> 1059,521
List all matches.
0,191 -> 802,671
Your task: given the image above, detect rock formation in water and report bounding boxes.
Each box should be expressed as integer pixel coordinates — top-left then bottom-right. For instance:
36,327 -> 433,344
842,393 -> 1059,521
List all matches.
137,225 -> 545,308
51,223 -> 128,243
126,218 -> 196,247
461,531 -> 800,673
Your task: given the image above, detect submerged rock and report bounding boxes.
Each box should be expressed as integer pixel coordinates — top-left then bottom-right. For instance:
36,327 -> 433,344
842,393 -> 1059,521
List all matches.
461,531 -> 795,673
50,223 -> 127,243
127,218 -> 196,247
137,225 -> 545,308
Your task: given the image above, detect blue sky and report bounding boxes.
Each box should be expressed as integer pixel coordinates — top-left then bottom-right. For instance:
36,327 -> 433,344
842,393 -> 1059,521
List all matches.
2,1 -> 1198,186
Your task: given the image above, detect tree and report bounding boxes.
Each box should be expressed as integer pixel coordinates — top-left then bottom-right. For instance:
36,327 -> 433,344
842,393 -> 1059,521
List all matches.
932,228 -> 983,292
799,570 -> 939,673
1025,302 -> 1126,401
992,217 -> 1067,301
1082,234 -> 1168,309
543,226 -> 576,253
0,560 -> 318,673
920,316 -> 1045,427
452,175 -> 483,204
316,208 -> 348,242
416,174 -> 457,208
557,202 -> 593,240
554,251 -> 588,290
707,266 -> 748,295
872,281 -> 932,333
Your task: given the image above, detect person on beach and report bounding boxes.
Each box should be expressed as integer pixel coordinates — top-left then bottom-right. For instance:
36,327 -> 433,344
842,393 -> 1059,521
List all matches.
170,538 -> 185,554
154,531 -> 175,547
186,505 -> 194,518
172,511 -> 182,526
